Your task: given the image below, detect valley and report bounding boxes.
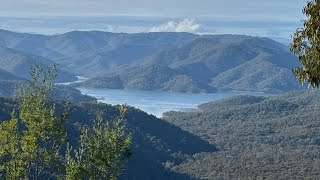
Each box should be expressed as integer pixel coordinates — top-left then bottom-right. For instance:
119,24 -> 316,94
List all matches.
0,30 -> 303,93
0,29 -> 317,179
1,1 -> 317,179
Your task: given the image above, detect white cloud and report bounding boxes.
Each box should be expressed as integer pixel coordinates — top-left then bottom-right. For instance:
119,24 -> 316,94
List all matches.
150,19 -> 200,32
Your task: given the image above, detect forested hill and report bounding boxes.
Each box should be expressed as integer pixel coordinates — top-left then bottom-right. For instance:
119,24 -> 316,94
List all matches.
0,68 -> 25,97
0,80 -> 96,104
78,35 -> 302,93
0,46 -> 76,82
162,90 -> 320,179
0,29 -> 302,93
0,29 -> 198,76
0,29 -> 197,60
0,68 -> 24,81
3,89 -> 319,179
0,97 -> 216,179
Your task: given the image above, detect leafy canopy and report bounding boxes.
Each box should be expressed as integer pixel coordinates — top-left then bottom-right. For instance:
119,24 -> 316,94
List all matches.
0,63 -> 67,179
0,63 -> 131,179
66,108 -> 132,180
291,0 -> 320,87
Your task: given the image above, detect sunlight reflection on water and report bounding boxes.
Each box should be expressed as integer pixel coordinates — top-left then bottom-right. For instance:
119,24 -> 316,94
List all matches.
77,87 -> 276,118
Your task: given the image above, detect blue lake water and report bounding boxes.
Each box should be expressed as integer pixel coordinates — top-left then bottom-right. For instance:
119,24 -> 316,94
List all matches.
77,88 -> 276,118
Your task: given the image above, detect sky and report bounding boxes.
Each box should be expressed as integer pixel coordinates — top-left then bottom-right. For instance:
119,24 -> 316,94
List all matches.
0,0 -> 307,39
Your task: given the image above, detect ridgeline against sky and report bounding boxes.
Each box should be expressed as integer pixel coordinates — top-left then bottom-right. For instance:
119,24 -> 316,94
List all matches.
1,0 -> 305,38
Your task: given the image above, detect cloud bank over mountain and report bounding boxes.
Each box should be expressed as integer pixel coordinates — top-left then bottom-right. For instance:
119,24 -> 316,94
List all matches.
0,0 -> 305,38
150,19 -> 200,33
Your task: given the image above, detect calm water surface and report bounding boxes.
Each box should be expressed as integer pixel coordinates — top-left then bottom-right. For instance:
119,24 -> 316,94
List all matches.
77,88 -> 275,117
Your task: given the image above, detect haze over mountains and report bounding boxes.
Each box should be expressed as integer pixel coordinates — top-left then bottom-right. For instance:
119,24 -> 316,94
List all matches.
0,45 -> 76,82
1,28 -> 318,179
0,68 -> 24,97
0,68 -> 23,81
0,29 -> 302,93
0,0 -> 314,179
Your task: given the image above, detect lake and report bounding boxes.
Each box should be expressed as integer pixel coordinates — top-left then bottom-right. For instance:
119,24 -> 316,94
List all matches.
77,87 -> 275,117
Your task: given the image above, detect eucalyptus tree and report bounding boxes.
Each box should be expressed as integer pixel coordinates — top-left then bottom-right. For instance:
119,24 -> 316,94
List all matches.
0,63 -> 131,179
291,0 -> 320,87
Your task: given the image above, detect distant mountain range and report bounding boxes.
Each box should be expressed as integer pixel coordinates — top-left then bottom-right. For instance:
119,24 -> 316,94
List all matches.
0,68 -> 24,97
0,29 -> 197,74
0,68 -> 23,81
0,46 -> 76,82
0,29 -> 301,93
78,35 -> 301,93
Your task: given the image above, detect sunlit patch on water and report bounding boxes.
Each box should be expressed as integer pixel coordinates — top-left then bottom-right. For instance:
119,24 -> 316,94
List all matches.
77,88 -> 276,118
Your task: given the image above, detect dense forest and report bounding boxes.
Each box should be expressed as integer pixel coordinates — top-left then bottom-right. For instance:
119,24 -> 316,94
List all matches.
162,90 -> 320,179
0,96 -> 215,179
3,87 -> 320,179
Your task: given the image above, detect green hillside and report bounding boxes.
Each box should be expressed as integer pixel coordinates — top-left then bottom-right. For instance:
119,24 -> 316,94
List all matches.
163,90 -> 320,179
0,30 -> 303,93
79,64 -> 217,93
80,35 -> 301,93
0,46 -> 76,82
0,79 -> 96,104
0,97 -> 215,180
0,68 -> 24,81
0,30 -> 198,76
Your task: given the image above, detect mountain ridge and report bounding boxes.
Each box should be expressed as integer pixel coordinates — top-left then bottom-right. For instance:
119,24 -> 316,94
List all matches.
0,29 -> 301,93
0,45 -> 76,82
77,35 -> 301,93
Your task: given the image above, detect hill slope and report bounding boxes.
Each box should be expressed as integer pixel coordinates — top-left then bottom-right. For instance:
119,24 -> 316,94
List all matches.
0,68 -> 25,97
163,90 -> 320,179
52,32 -> 198,76
0,46 -> 76,82
80,36 -> 301,93
0,30 -> 302,93
0,68 -> 24,81
0,30 -> 198,76
79,64 -> 217,93
0,97 -> 216,179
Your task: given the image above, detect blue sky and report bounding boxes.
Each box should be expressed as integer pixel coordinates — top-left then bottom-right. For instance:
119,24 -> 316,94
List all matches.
0,0 -> 306,38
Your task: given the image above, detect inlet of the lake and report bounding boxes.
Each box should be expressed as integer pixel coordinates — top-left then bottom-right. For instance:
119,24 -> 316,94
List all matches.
77,87 -> 275,118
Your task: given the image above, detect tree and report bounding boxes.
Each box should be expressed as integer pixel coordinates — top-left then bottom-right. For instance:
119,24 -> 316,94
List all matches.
66,108 -> 132,180
291,0 -> 320,87
0,63 -> 131,179
0,63 -> 68,179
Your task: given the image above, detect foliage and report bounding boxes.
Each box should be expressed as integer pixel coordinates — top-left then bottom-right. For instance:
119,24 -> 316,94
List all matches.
0,63 -> 132,179
0,112 -> 22,179
0,63 -> 68,179
291,0 -> 320,87
0,95 -> 213,179
66,106 -> 132,180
